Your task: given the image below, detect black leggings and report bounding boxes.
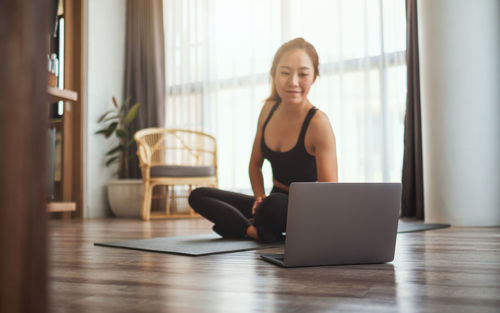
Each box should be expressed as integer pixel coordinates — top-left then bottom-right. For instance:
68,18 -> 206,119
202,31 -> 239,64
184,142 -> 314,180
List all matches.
188,187 -> 288,243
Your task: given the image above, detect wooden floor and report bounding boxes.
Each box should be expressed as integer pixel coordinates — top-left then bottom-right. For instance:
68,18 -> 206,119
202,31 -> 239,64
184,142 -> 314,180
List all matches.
48,218 -> 500,313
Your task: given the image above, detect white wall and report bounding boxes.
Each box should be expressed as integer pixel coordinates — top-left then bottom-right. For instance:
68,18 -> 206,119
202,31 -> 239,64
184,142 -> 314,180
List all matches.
418,0 -> 500,225
83,0 -> 126,217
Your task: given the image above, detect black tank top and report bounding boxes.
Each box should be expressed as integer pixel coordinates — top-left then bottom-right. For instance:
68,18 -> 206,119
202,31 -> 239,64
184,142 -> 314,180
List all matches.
261,102 -> 318,186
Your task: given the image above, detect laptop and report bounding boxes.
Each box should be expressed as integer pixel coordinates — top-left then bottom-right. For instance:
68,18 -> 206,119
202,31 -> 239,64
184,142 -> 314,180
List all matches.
260,182 -> 401,267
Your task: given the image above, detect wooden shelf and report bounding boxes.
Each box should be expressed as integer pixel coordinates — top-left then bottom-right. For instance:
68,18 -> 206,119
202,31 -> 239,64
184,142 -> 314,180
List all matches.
47,202 -> 76,212
47,86 -> 78,213
47,86 -> 78,103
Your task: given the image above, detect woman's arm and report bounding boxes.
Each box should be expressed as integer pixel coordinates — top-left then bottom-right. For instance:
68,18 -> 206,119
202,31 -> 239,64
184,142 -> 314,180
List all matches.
249,132 -> 266,200
249,102 -> 273,199
308,111 -> 338,182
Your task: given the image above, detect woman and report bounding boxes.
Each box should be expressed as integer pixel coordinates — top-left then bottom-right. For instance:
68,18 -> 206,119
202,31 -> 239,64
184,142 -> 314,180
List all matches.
189,38 -> 338,243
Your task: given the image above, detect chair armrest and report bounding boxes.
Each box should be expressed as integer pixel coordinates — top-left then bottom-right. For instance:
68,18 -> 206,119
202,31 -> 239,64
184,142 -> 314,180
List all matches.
136,142 -> 152,166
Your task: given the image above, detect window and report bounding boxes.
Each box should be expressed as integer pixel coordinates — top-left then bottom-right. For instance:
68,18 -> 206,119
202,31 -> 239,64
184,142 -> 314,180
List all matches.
164,0 -> 406,191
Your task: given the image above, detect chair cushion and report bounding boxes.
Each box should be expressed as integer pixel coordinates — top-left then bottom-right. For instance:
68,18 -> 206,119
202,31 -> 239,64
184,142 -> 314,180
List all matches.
150,165 -> 216,178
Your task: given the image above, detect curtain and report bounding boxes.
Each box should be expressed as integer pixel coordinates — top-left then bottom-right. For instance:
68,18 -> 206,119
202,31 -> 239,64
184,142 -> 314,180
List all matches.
401,0 -> 423,219
163,0 -> 407,192
124,0 -> 166,179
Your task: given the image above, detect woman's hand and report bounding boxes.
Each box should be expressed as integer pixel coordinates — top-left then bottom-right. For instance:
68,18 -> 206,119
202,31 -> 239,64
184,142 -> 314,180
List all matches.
252,196 -> 266,215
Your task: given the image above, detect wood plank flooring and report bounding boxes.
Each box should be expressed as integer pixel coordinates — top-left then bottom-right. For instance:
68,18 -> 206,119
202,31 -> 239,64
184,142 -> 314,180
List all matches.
48,218 -> 500,313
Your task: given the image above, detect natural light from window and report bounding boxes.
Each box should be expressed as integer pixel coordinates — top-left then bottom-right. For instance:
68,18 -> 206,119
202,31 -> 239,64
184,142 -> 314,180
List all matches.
163,0 -> 407,192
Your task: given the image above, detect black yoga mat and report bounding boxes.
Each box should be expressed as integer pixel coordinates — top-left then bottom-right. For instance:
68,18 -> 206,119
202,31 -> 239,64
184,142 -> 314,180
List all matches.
94,221 -> 449,256
397,220 -> 450,233
95,233 -> 282,256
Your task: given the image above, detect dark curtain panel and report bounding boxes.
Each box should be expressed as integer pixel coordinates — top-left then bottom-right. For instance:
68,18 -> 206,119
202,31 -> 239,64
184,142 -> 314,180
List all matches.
124,0 -> 166,179
401,0 -> 424,219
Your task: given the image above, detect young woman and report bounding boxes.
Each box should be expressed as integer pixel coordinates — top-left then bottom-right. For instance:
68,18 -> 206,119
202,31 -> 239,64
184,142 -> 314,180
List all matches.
188,38 -> 338,243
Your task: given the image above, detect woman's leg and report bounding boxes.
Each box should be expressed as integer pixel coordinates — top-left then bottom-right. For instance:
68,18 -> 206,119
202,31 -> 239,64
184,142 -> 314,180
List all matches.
188,187 -> 254,238
252,193 -> 289,243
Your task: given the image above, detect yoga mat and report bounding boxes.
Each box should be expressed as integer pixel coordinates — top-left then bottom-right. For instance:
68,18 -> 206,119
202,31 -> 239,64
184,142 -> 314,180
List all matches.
95,221 -> 449,256
95,233 -> 282,256
397,220 -> 450,233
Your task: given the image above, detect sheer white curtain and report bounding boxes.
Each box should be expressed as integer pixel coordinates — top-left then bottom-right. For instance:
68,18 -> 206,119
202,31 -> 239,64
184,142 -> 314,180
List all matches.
163,0 -> 406,192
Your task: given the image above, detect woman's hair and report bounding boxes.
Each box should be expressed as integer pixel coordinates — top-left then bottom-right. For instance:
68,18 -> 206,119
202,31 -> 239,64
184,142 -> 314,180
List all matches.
265,37 -> 320,104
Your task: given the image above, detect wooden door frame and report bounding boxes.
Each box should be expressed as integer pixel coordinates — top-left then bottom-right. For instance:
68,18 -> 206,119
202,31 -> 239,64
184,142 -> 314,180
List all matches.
63,0 -> 85,218
0,1 -> 50,312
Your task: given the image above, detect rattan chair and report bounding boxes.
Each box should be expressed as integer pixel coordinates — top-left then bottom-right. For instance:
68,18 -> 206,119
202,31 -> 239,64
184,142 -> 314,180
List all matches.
134,128 -> 218,220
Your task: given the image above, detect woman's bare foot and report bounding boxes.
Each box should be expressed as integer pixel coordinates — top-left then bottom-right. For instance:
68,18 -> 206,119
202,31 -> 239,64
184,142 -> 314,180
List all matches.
246,225 -> 259,241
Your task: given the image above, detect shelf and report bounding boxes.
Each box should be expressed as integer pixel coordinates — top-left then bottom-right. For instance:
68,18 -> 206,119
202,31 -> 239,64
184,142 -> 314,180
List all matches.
47,86 -> 78,215
47,201 -> 76,212
47,86 -> 78,103
50,118 -> 63,125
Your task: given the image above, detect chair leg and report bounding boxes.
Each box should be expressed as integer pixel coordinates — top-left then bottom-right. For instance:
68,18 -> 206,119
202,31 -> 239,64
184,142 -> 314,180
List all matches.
141,182 -> 153,221
165,185 -> 171,217
188,184 -> 195,216
171,187 -> 176,216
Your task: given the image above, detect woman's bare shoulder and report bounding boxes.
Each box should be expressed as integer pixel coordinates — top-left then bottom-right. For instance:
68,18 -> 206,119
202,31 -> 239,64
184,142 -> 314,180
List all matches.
308,108 -> 335,142
311,109 -> 333,132
304,108 -> 335,154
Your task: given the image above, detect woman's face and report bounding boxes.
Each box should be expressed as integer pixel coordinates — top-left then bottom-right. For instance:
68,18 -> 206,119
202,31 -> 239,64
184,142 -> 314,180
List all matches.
274,49 -> 316,105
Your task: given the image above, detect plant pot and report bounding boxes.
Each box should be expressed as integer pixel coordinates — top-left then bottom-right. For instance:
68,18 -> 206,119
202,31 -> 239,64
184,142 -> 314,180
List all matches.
107,179 -> 143,217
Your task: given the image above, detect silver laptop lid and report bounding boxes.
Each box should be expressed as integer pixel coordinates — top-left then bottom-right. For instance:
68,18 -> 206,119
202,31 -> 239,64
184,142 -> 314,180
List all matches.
283,183 -> 401,267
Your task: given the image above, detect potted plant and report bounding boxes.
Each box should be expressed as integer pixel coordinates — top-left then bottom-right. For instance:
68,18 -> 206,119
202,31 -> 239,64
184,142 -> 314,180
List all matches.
96,97 -> 142,217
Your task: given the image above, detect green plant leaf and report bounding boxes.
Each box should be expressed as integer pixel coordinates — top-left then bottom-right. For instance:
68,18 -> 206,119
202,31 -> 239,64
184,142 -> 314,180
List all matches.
106,144 -> 125,156
97,110 -> 115,123
116,129 -> 127,138
124,102 -> 141,124
95,128 -> 108,135
102,115 -> 120,123
105,156 -> 119,167
104,122 -> 118,138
